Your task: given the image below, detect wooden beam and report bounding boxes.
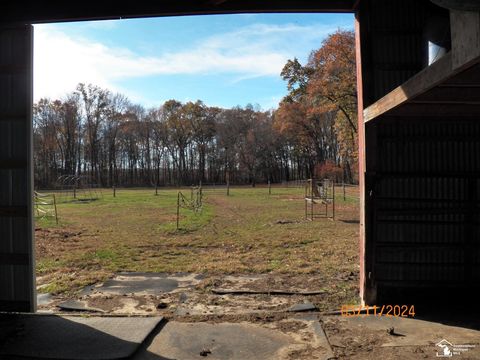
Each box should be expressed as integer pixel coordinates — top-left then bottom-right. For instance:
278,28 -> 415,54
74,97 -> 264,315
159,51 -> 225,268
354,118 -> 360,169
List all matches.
364,52 -> 480,122
450,10 -> 480,70
364,53 -> 454,122
1,0 -> 356,24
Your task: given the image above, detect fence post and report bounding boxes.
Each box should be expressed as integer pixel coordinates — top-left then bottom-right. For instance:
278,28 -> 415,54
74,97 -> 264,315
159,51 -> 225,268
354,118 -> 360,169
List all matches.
34,192 -> 39,217
113,186 -> 116,198
332,183 -> 336,220
155,185 -> 158,196
73,185 -> 76,199
268,180 -> 271,195
227,180 -> 230,196
176,192 -> 180,230
343,181 -> 346,201
304,182 -> 307,219
53,194 -> 59,225
311,180 -> 314,221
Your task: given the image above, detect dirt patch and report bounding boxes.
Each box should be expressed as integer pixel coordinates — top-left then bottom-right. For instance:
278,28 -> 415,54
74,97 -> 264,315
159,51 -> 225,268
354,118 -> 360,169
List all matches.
322,317 -> 438,359
173,312 -> 293,324
35,228 -> 88,258
274,320 -> 308,334
323,317 -> 388,356
287,345 -> 326,360
82,294 -> 130,312
217,274 -> 329,293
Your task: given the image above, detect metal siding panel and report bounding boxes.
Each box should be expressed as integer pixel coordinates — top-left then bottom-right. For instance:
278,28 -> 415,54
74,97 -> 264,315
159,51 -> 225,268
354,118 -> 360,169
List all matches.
372,118 -> 480,292
0,25 -> 35,312
367,0 -> 428,103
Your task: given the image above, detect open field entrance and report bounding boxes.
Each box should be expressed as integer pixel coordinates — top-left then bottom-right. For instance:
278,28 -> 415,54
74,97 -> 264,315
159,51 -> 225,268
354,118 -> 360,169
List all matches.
32,13 -> 359,318
35,185 -> 360,313
3,2 -> 480,359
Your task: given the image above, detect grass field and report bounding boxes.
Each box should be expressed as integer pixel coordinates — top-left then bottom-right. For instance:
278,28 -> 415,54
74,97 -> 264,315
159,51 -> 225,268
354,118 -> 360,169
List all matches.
35,184 -> 360,305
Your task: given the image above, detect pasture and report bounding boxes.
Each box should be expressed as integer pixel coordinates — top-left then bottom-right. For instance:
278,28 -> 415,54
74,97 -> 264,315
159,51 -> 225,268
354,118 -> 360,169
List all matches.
35,185 -> 360,307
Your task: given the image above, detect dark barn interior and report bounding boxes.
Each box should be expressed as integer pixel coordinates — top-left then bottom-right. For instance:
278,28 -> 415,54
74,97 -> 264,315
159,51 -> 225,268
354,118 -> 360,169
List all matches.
358,0 -> 480,304
1,0 -> 480,313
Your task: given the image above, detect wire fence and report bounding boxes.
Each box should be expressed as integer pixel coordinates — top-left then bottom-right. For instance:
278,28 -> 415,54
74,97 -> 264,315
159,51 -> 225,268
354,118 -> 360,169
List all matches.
176,186 -> 203,230
34,191 -> 58,224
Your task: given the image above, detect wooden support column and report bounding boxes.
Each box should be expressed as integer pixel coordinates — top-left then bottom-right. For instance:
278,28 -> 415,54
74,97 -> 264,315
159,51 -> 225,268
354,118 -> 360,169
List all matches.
355,8 -> 369,304
450,10 -> 480,69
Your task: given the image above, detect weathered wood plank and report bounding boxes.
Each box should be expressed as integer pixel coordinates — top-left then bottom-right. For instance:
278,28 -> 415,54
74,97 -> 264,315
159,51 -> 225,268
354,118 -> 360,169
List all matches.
450,10 -> 480,70
364,53 -> 453,122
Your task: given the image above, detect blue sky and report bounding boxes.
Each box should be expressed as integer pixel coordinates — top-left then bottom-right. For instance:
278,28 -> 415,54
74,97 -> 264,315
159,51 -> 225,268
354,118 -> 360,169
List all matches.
34,13 -> 353,110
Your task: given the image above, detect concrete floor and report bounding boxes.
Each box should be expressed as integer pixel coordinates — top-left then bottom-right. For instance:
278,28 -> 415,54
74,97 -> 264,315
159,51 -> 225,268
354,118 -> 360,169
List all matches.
26,274 -> 480,359
1,312 -> 480,360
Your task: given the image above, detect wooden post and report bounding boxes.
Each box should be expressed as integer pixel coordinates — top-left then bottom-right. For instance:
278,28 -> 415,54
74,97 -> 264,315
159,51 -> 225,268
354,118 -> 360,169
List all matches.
311,180 -> 314,221
176,192 -> 180,230
332,182 -> 336,220
155,185 -> 158,196
53,194 -> 58,225
227,179 -> 230,196
34,192 -> 39,217
304,182 -> 307,219
73,185 -> 76,199
268,180 -> 271,195
113,186 -> 116,198
343,181 -> 346,201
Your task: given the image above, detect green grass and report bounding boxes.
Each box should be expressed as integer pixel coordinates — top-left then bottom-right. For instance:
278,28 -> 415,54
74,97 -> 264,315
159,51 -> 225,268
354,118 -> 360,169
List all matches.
35,185 -> 360,298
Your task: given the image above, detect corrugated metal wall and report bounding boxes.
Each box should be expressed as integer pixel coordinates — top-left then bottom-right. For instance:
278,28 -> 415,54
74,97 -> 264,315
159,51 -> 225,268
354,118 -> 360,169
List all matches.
368,117 -> 480,300
0,25 -> 35,312
359,0 -> 429,108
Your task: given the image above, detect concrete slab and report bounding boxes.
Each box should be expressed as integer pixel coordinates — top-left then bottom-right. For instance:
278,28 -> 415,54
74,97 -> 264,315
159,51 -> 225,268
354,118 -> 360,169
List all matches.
83,272 -> 203,296
0,314 -> 162,360
140,322 -> 294,360
37,293 -> 53,306
288,302 -> 317,312
57,300 -> 106,313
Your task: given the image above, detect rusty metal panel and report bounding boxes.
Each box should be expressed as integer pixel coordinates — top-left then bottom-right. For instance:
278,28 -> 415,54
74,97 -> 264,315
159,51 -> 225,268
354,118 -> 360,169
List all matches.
370,117 -> 480,295
0,25 -> 35,312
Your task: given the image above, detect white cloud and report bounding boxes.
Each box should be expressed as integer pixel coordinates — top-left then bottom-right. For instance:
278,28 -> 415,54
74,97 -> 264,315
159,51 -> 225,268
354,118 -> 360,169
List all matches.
34,21 -> 347,102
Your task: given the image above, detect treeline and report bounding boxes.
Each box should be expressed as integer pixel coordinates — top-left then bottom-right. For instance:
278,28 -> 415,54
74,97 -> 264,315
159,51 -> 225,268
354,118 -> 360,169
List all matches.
277,29 -> 358,182
33,30 -> 358,189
